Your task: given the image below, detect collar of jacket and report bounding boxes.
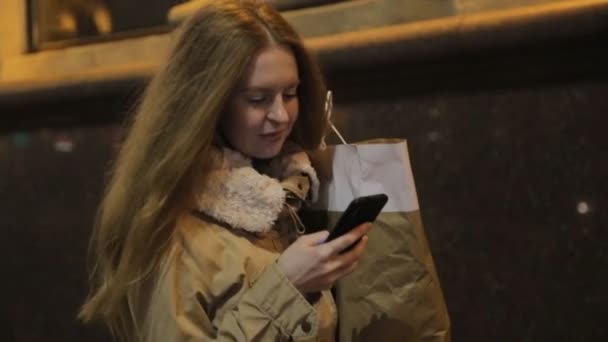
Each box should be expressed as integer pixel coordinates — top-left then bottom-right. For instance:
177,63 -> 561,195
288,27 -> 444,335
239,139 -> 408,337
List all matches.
194,142 -> 319,234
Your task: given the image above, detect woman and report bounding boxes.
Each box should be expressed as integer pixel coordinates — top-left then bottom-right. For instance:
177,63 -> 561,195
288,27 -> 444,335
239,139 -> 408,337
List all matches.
79,1 -> 370,341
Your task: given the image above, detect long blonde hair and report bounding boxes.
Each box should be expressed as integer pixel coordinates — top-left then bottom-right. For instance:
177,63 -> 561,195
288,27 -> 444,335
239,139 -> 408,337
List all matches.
79,1 -> 327,340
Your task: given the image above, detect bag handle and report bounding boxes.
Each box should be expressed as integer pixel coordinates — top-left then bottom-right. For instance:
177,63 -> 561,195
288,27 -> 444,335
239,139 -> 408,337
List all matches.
323,90 -> 348,146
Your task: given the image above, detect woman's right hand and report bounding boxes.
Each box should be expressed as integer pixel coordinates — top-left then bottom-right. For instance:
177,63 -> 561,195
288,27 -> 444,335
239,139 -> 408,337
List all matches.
277,223 -> 371,294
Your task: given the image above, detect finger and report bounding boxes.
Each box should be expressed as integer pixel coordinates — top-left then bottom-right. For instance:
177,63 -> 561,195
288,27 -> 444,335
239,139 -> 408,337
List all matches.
322,236 -> 368,273
339,235 -> 368,262
334,238 -> 368,276
330,259 -> 360,284
322,223 -> 371,255
339,259 -> 360,278
318,237 -> 367,289
339,235 -> 369,263
297,230 -> 330,246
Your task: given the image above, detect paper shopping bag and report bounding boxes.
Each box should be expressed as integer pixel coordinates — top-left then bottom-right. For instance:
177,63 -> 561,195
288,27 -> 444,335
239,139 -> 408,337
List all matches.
305,139 -> 451,342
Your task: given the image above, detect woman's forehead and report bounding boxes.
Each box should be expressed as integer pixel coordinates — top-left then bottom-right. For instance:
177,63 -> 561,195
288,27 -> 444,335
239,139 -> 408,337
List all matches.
241,45 -> 299,89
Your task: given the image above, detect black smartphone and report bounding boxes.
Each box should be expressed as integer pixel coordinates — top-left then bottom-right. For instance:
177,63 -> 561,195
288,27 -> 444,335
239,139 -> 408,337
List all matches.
325,193 -> 388,251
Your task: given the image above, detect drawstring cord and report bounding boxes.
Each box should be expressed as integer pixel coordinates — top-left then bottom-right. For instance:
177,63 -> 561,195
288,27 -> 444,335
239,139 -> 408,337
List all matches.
285,200 -> 306,236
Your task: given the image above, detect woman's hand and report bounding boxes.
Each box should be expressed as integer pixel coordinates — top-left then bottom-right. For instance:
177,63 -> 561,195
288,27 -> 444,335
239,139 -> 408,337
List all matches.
277,223 -> 371,294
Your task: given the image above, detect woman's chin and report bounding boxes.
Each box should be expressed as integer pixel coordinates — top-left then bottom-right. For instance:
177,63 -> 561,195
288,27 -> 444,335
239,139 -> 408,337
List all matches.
243,144 -> 283,160
253,148 -> 281,160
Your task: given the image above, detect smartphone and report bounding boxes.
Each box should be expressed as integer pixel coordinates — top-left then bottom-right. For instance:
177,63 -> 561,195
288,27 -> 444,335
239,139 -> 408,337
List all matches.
325,193 -> 388,252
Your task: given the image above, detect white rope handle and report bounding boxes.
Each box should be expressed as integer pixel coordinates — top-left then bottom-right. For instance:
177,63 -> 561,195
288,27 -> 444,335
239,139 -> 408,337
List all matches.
324,90 -> 348,145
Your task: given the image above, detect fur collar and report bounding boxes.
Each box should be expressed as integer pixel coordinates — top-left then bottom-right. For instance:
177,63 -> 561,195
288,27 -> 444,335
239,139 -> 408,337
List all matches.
195,144 -> 319,234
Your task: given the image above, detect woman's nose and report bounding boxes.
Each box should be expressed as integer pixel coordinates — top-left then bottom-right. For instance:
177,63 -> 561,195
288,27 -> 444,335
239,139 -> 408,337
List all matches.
267,96 -> 289,123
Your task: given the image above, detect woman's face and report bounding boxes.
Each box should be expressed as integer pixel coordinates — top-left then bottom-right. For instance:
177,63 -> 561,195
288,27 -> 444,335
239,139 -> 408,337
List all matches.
221,45 -> 300,159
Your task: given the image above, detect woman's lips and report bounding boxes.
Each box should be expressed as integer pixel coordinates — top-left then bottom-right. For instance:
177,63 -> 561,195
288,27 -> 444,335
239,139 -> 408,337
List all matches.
260,130 -> 285,141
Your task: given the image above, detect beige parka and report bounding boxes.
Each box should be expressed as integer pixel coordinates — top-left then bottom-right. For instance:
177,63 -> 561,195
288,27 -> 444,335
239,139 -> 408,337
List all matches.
138,146 -> 337,342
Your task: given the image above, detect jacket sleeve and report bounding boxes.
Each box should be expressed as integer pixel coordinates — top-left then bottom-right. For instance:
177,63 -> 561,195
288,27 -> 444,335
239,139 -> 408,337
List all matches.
146,231 -> 319,342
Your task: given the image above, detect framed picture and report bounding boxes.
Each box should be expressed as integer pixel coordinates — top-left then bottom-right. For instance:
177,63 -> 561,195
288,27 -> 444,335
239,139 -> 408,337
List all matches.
28,0 -> 187,51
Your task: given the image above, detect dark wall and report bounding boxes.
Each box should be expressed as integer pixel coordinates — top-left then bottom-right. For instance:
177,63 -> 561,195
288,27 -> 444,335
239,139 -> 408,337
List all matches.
2,36 -> 608,342
0,96 -> 133,341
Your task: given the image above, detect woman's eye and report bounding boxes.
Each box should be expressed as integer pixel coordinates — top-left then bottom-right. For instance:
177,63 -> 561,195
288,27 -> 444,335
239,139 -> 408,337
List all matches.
283,91 -> 298,99
247,96 -> 266,104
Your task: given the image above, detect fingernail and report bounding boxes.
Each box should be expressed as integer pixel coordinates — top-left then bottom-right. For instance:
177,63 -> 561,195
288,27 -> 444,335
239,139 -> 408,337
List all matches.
316,231 -> 329,243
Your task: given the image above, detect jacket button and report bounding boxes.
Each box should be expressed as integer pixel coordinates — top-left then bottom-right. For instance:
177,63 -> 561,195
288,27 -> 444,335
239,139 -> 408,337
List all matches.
301,320 -> 312,333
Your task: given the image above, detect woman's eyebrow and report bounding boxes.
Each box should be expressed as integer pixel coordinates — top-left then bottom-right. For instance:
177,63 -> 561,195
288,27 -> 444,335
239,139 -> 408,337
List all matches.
242,86 -> 272,92
242,81 -> 300,92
